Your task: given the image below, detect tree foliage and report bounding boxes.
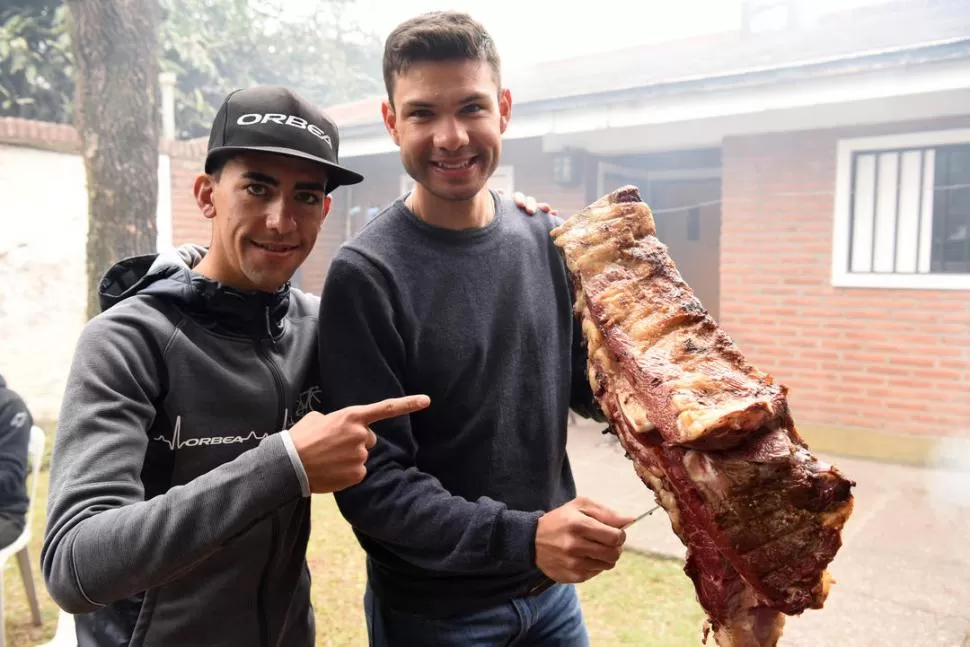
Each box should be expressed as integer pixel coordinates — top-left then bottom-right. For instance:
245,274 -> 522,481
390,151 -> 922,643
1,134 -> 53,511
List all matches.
0,0 -> 74,121
159,0 -> 383,138
1,0 -> 383,137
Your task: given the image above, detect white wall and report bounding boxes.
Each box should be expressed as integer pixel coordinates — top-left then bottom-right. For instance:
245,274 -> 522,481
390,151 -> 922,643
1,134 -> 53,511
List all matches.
0,143 -> 172,422
0,145 -> 88,421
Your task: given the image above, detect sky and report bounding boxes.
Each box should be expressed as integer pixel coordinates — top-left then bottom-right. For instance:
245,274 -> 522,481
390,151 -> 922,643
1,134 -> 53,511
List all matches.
342,0 -> 894,70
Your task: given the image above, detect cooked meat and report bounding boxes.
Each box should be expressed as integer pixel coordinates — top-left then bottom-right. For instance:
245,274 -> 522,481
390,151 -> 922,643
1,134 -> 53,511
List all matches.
552,186 -> 790,451
551,186 -> 855,647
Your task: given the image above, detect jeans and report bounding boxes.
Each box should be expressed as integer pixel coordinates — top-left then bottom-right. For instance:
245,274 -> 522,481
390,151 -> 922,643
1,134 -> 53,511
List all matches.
364,582 -> 590,647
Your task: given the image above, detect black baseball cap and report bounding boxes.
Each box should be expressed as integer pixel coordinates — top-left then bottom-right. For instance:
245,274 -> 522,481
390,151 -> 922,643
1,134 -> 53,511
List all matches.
205,85 -> 364,194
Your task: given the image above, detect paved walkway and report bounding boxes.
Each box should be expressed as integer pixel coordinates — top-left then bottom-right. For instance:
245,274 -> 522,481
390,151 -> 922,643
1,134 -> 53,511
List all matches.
566,419 -> 970,647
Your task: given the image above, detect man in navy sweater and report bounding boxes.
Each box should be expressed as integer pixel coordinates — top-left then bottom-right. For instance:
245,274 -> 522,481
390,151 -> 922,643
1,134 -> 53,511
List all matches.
318,11 -> 636,646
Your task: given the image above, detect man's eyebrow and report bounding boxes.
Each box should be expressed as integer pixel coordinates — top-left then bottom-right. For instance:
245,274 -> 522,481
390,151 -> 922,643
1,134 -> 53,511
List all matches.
458,92 -> 489,104
242,171 -> 279,186
401,93 -> 489,110
243,172 -> 325,192
295,181 -> 326,192
401,99 -> 433,110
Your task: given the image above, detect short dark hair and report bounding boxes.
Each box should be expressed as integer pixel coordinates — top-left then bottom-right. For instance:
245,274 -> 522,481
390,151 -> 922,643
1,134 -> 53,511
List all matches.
382,11 -> 501,107
205,153 -> 237,181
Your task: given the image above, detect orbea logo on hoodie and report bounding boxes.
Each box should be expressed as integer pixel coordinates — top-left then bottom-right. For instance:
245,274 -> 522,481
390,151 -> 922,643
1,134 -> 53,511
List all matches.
153,416 -> 267,450
236,113 -> 333,147
153,386 -> 321,450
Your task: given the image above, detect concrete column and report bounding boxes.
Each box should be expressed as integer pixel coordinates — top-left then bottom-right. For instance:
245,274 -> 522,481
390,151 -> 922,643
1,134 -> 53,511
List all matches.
159,71 -> 177,141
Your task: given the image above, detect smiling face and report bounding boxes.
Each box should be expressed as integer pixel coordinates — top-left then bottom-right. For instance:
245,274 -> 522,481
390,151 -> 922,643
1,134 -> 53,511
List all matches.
382,59 -> 511,206
193,152 -> 332,292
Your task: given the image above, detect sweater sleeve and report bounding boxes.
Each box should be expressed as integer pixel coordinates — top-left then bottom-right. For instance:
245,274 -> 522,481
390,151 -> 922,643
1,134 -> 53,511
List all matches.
568,307 -> 607,423
319,249 -> 541,575
42,311 -> 304,613
549,214 -> 606,423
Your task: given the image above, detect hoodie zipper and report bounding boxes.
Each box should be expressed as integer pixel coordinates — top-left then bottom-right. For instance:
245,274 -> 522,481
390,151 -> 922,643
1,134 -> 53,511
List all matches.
256,306 -> 286,647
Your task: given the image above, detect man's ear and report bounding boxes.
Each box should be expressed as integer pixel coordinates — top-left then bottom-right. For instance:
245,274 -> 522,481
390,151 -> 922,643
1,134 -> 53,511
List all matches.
194,174 -> 217,220
319,195 -> 333,229
499,88 -> 512,135
381,100 -> 400,146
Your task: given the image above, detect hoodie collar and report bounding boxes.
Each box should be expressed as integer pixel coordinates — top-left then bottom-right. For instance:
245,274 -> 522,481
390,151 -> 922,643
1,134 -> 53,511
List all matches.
99,245 -> 291,340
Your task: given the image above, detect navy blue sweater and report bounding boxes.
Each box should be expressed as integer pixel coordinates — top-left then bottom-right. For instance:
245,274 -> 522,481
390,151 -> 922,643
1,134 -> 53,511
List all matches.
317,193 -> 602,617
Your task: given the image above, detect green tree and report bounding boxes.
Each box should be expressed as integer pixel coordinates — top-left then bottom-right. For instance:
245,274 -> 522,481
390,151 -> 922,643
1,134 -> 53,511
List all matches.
158,0 -> 383,138
0,0 -> 74,121
1,0 -> 383,136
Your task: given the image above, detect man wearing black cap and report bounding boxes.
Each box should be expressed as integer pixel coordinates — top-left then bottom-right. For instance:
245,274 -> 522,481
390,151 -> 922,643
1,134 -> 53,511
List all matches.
41,85 -> 434,647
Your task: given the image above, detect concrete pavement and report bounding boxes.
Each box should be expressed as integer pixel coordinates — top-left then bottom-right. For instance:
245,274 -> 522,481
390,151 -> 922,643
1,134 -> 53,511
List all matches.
566,419 -> 970,647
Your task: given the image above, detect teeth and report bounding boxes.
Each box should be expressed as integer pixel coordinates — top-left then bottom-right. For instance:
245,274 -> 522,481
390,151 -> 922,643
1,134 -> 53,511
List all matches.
435,160 -> 472,169
256,242 -> 294,252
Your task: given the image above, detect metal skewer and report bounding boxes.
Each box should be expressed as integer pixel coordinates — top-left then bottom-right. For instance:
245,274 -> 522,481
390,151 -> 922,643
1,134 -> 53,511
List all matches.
622,504 -> 662,529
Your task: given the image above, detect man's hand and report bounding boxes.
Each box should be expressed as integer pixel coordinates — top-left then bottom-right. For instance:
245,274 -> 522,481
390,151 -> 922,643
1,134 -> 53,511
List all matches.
535,497 -> 636,583
289,394 -> 431,493
501,189 -> 558,216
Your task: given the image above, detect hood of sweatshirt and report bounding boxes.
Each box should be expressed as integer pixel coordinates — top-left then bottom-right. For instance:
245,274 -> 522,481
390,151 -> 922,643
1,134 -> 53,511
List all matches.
98,244 -> 291,340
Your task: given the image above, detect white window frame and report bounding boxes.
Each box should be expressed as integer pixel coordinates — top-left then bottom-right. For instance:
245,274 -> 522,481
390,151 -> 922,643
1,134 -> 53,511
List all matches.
399,165 -> 515,198
831,128 -> 970,291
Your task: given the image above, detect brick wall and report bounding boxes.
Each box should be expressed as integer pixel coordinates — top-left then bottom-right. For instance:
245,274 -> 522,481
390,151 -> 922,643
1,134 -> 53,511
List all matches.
721,116 -> 970,437
165,138 -> 209,247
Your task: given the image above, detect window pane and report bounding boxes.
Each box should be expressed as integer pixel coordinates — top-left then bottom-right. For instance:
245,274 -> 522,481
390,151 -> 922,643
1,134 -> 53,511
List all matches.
918,150 -> 935,273
873,152 -> 899,273
932,145 -> 970,274
850,154 -> 877,273
894,150 -> 923,273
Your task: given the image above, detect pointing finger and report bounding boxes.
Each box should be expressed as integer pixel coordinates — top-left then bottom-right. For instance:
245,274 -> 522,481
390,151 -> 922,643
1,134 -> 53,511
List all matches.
349,395 -> 431,425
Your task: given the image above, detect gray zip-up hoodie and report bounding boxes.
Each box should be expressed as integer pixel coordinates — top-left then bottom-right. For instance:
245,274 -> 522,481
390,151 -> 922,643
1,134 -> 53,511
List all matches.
42,245 -> 318,647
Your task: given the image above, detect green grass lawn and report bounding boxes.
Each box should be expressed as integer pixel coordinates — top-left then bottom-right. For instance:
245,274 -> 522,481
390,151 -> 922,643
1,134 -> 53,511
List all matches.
3,442 -> 705,647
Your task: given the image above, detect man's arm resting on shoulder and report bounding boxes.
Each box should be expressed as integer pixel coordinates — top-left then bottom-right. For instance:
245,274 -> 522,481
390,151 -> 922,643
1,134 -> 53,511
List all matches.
41,316 -> 304,613
318,251 -> 541,575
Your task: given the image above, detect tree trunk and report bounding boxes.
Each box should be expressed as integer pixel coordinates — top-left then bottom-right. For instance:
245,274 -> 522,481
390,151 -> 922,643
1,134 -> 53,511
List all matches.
67,0 -> 159,320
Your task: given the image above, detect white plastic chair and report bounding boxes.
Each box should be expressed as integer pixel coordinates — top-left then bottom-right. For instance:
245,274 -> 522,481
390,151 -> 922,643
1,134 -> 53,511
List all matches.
0,425 -> 45,646
35,611 -> 75,647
